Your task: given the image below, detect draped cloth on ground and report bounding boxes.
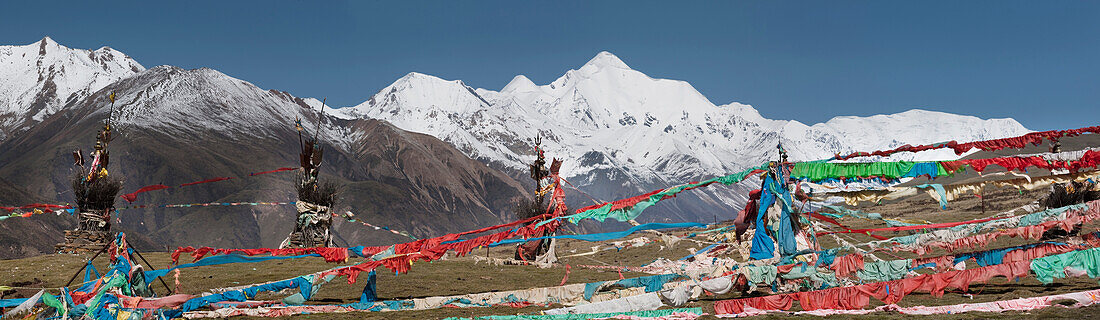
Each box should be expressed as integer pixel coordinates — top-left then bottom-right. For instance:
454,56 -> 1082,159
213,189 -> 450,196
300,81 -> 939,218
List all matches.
1030,246 -> 1100,284
809,170 -> 1100,207
714,288 -> 1100,317
542,292 -> 664,315
832,125 -> 1100,160
868,200 -> 1100,254
583,274 -> 687,301
715,260 -> 1032,315
449,308 -> 705,319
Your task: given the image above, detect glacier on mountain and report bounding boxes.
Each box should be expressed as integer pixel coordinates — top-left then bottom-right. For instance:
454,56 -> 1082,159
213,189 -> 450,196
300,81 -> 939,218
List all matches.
336,51 -> 1030,221
339,52 -> 1028,180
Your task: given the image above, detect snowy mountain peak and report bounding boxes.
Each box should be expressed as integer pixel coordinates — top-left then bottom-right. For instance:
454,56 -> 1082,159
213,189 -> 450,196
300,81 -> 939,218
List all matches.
533,51 -> 717,127
341,70 -> 492,123
38,36 -> 57,52
0,37 -> 145,140
582,51 -> 631,70
89,65 -> 362,152
345,51 -> 1032,223
502,75 -> 538,93
397,71 -> 443,83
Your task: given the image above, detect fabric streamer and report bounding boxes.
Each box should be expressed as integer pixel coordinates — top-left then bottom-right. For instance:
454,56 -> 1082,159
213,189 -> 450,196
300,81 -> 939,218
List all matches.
187,270 -> 691,317
119,201 -> 295,211
488,223 -> 706,247
811,170 -> 1100,207
145,254 -> 324,279
249,167 -> 297,176
715,288 -> 1100,317
120,167 -> 298,203
442,308 -> 704,320
0,203 -> 73,212
172,247 -> 347,264
717,243 -> 1100,316
791,161 -> 957,181
120,185 -> 172,203
818,206 -> 928,228
179,177 -> 233,187
0,298 -> 29,308
749,170 -> 784,259
0,208 -> 75,221
179,277 -> 313,312
1030,246 -> 1100,284
679,244 -> 719,261
817,214 -> 1006,237
715,260 -> 1033,315
583,274 -> 687,301
174,213 -> 558,264
794,149 -> 1100,182
869,200 -> 1100,254
564,165 -> 768,224
337,211 -> 417,239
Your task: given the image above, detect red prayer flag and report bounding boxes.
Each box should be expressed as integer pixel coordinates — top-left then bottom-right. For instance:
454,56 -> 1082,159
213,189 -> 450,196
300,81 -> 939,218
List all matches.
179,177 -> 233,187
120,185 -> 171,203
250,167 -> 297,176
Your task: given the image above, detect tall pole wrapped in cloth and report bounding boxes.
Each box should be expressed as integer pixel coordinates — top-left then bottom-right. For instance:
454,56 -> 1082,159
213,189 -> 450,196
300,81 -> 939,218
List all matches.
282,99 -> 339,248
57,92 -> 123,254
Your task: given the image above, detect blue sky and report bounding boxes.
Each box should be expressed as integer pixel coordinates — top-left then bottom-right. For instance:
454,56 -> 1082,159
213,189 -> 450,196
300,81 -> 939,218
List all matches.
1,1 -> 1096,130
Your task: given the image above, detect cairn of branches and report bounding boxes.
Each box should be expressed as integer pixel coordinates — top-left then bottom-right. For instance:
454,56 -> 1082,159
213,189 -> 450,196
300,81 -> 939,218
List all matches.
1043,181 -> 1100,209
296,173 -> 339,207
71,173 -> 123,211
515,197 -> 546,221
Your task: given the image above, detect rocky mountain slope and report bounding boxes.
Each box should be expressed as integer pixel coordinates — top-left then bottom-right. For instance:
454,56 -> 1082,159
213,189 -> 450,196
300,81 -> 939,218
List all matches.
0,39 -> 530,258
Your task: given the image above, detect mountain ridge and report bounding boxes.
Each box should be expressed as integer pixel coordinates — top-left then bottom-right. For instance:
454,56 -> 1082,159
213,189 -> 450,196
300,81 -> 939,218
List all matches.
0,39 -> 1033,257
335,51 -> 1031,226
0,37 -> 144,141
0,39 -> 531,258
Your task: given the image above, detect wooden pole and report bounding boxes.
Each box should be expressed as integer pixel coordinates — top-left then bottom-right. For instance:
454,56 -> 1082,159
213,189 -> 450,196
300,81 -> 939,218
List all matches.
313,98 -> 325,142
130,246 -> 173,295
981,187 -> 986,215
64,244 -> 109,288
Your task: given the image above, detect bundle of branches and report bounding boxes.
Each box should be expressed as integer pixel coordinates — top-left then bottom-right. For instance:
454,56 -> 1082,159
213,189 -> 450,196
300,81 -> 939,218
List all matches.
514,197 -> 548,221
72,173 -> 123,211
296,173 -> 339,207
513,197 -> 562,260
1043,180 -> 1100,209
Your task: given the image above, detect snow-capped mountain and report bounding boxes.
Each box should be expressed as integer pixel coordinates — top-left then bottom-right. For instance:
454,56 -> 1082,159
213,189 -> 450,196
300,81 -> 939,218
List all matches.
99,65 -> 364,150
0,39 -> 529,257
0,37 -> 144,141
339,51 -> 1031,223
0,38 -> 1034,254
